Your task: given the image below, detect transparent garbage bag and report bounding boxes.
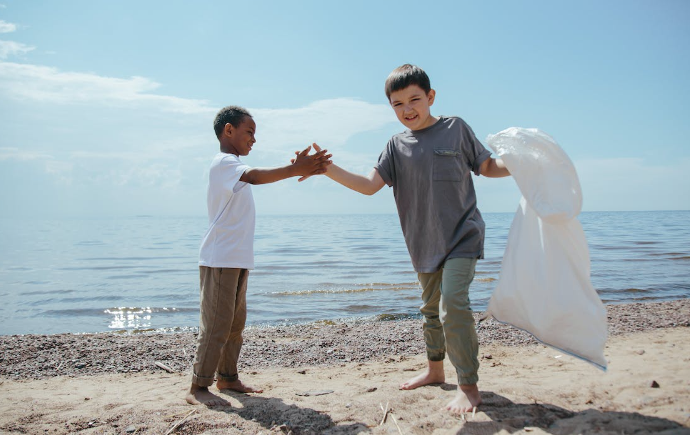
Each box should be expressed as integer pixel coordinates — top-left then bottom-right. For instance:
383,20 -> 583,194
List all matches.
484,127 -> 608,370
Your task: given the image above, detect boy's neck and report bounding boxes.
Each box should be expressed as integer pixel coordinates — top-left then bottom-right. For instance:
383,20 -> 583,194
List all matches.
220,143 -> 239,156
415,114 -> 440,131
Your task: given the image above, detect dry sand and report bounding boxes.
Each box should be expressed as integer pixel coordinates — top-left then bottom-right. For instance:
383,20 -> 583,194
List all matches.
1,301 -> 689,434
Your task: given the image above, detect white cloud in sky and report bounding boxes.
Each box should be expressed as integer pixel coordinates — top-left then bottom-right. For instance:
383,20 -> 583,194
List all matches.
0,147 -> 52,161
0,57 -> 396,206
0,19 -> 15,32
0,40 -> 34,58
0,61 -> 214,113
252,99 -> 393,150
44,160 -> 74,184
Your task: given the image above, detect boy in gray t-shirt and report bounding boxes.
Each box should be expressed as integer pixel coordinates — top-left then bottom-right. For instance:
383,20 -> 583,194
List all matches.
312,64 -> 510,414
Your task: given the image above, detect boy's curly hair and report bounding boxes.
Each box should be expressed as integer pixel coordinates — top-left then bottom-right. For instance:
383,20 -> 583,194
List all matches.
213,106 -> 252,139
384,64 -> 431,100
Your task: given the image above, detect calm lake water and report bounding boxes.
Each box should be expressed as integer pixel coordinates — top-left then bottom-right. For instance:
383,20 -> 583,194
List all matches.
0,211 -> 688,335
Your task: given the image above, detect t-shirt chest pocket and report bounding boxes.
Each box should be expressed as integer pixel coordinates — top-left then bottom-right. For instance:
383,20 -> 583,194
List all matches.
433,148 -> 465,181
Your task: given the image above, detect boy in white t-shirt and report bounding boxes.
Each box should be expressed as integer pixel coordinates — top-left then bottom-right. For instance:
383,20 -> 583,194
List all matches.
186,105 -> 331,407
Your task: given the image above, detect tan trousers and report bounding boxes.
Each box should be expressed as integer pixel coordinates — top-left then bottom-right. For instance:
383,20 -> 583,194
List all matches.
192,267 -> 248,387
418,257 -> 479,385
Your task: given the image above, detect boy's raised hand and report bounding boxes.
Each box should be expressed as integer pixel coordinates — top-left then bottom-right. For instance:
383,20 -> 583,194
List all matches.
292,143 -> 332,182
291,143 -> 332,180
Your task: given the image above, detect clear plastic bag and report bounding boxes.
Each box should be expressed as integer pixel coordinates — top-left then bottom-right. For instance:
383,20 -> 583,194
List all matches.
484,127 -> 608,370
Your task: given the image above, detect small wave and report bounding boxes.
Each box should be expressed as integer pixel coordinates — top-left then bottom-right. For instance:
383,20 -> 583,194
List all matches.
141,269 -> 188,275
106,274 -> 146,280
59,265 -> 140,271
272,284 -> 419,296
75,241 -> 104,246
375,313 -> 419,321
317,281 -> 418,288
103,306 -> 196,314
77,256 -> 188,261
23,289 -> 75,296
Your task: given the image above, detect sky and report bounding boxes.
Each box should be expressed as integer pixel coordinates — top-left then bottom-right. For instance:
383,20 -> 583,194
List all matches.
0,0 -> 688,218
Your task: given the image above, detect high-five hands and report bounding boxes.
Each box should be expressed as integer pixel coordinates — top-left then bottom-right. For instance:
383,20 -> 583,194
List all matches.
291,143 -> 331,182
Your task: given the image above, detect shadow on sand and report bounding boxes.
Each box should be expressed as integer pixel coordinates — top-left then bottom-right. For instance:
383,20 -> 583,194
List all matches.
456,391 -> 689,435
215,389 -> 370,435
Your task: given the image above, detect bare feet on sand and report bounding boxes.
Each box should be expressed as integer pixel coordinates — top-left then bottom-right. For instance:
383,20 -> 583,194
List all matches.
399,360 -> 445,390
216,379 -> 263,394
185,385 -> 230,407
445,384 -> 482,414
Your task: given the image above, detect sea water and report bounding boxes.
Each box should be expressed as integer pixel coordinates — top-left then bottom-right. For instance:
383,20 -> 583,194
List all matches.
0,211 -> 688,335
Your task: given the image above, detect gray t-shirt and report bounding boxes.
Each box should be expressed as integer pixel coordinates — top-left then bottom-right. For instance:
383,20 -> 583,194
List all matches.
375,116 -> 492,273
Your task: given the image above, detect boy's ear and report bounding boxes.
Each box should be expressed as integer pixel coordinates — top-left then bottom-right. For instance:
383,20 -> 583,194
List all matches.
223,123 -> 234,137
427,89 -> 436,106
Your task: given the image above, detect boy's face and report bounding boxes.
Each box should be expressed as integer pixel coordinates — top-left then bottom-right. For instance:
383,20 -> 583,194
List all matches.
389,84 -> 436,131
224,117 -> 256,156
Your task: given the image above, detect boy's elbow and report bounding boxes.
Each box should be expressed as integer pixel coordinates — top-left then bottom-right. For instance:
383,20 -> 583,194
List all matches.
241,169 -> 261,185
361,184 -> 383,195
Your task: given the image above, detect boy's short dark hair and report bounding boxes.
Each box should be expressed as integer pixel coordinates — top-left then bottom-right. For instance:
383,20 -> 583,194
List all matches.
213,105 -> 252,139
385,64 -> 431,100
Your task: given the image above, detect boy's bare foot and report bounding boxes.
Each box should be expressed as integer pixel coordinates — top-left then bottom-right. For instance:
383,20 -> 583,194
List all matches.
445,383 -> 482,414
216,378 -> 263,393
399,360 -> 445,390
185,385 -> 230,407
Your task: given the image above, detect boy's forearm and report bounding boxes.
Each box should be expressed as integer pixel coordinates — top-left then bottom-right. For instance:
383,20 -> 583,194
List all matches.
242,165 -> 299,185
481,158 -> 511,178
324,165 -> 384,196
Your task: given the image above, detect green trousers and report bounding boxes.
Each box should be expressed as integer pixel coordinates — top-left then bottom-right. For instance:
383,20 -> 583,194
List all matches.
418,257 -> 479,385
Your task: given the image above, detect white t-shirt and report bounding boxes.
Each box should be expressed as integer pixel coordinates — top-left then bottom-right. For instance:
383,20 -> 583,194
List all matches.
198,153 -> 255,269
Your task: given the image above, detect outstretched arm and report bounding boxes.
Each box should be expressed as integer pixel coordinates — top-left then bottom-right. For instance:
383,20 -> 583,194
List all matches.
479,157 -> 510,178
298,143 -> 385,195
241,146 -> 331,185
324,165 -> 386,196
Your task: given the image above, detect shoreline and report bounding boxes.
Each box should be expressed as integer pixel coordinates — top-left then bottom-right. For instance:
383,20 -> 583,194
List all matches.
1,299 -> 688,380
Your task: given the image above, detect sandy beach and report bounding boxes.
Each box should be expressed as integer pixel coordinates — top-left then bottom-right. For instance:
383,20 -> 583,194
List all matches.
1,299 -> 689,434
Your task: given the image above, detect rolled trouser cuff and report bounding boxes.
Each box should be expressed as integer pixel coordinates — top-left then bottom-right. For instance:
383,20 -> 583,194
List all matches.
217,372 -> 239,383
427,351 -> 445,362
458,372 -> 479,386
191,372 -> 215,388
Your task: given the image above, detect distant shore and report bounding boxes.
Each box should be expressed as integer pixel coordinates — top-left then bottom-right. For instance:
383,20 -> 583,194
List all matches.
1,299 -> 688,380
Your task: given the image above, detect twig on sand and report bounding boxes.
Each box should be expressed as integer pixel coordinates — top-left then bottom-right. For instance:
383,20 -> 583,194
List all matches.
155,361 -> 175,373
391,414 -> 403,435
165,409 -> 197,435
379,401 -> 390,425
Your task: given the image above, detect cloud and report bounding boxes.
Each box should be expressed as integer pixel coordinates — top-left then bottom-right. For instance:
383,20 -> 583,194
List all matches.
0,56 -> 397,206
0,40 -> 34,58
0,61 -> 215,113
252,99 -> 393,150
0,20 -> 15,33
0,147 -> 52,161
